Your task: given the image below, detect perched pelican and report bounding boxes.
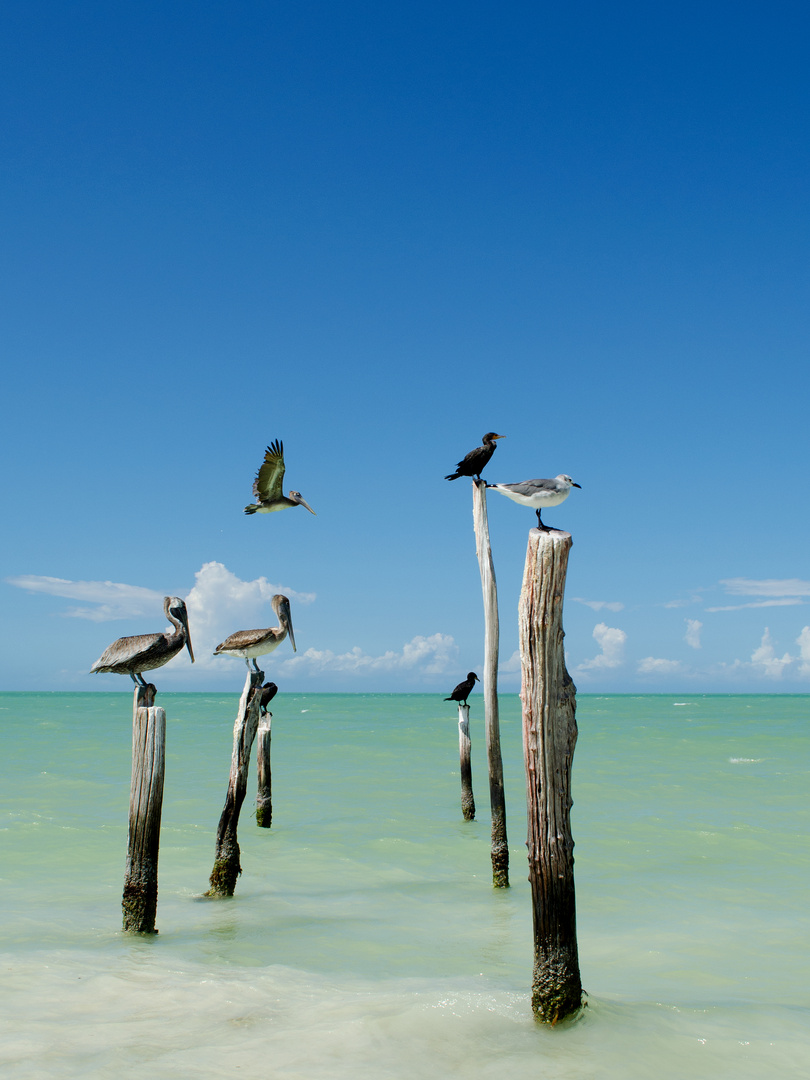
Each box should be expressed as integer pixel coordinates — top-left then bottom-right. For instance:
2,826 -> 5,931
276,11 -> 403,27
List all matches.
445,433 -> 505,481
90,597 -> 194,686
445,672 -> 480,706
213,594 -> 296,671
259,682 -> 278,718
244,440 -> 316,516
487,474 -> 581,530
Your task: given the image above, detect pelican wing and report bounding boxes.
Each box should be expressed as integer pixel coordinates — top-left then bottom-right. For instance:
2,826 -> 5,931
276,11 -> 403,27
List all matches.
91,632 -> 164,672
215,628 -> 270,653
252,440 -> 286,501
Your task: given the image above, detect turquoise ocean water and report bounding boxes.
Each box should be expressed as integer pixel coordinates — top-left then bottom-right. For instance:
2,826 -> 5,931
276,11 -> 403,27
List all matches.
1,692 -> 808,1078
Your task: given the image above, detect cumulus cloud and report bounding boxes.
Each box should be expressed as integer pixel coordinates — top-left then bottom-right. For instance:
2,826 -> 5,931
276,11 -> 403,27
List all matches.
499,650 -> 521,674
185,561 -> 315,670
275,633 -> 457,677
797,627 -> 810,678
707,578 -> 810,612
572,598 -> 625,612
638,657 -> 682,674
750,628 -> 793,679
684,619 -> 703,649
574,623 -> 626,673
5,575 -> 165,621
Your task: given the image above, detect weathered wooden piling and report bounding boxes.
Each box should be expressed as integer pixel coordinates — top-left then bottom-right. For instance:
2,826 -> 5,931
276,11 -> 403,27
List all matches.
206,667 -> 264,896
457,703 -> 475,820
519,527 -> 583,1023
256,717 -> 272,828
122,682 -> 165,933
472,478 -> 509,887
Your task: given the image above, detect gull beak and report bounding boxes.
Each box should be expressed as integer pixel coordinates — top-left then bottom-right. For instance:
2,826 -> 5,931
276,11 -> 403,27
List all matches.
572,483 -> 582,489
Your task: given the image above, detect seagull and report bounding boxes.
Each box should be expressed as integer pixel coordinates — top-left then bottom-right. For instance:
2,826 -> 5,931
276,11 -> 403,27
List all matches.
90,597 -> 194,686
259,682 -> 278,718
213,594 -> 296,672
444,672 -> 480,706
244,440 -> 316,516
445,433 -> 505,481
487,474 -> 581,530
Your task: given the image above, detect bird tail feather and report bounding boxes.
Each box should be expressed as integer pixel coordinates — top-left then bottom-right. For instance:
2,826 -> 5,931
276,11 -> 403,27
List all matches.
244,504 -> 258,515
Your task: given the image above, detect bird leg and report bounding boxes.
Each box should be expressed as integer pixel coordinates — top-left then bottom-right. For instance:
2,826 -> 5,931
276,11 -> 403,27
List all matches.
535,509 -> 552,532
251,658 -> 262,674
130,672 -> 149,687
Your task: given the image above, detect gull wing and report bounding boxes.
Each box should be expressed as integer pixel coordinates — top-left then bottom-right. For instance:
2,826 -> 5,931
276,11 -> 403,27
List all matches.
252,440 -> 286,501
500,478 -> 561,496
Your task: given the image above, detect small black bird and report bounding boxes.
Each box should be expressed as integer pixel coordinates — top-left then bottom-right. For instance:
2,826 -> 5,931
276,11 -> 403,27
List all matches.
444,672 -> 480,706
259,682 -> 278,717
445,433 -> 505,481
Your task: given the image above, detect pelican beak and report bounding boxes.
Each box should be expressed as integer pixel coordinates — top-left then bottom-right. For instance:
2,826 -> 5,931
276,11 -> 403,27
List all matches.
181,612 -> 195,664
299,498 -> 317,515
278,596 -> 296,652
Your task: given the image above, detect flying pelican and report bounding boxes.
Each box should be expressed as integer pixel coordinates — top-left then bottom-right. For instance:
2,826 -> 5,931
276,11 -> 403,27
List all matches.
445,433 -> 505,481
487,474 -> 581,530
213,594 -> 296,672
445,672 -> 480,706
90,597 -> 194,686
259,682 -> 278,718
244,440 -> 316,516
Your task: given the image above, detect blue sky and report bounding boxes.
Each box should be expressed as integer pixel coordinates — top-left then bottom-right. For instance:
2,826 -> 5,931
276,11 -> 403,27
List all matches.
2,0 -> 808,693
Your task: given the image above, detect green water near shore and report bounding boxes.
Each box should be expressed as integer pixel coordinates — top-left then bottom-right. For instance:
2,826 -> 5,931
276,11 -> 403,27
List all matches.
1,692 -> 808,1078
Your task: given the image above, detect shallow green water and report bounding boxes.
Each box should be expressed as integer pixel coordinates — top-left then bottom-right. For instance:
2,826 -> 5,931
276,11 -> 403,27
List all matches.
1,692 -> 808,1078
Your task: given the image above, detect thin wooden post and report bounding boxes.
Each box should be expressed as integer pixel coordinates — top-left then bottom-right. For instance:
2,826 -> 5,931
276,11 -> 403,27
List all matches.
122,683 -> 165,933
519,527 -> 583,1023
472,478 -> 509,887
256,717 -> 272,828
206,667 -> 264,896
457,703 -> 475,820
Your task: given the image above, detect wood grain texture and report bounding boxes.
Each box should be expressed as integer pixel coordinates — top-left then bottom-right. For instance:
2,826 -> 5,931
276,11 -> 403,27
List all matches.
457,703 -> 475,821
256,719 -> 272,828
519,527 -> 583,1023
472,479 -> 509,887
122,684 -> 165,932
206,668 -> 264,896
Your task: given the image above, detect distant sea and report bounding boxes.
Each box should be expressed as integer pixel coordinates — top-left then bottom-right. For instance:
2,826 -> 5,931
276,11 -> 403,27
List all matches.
1,692 -> 808,1079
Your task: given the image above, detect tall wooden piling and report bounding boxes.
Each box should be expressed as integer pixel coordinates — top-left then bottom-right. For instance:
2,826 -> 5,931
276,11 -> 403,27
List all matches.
207,668 -> 264,897
472,478 -> 509,887
122,683 -> 165,933
519,527 -> 583,1023
256,717 -> 272,828
457,703 -> 475,821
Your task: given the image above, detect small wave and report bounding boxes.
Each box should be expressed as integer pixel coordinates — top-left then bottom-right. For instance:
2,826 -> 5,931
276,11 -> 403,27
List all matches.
729,757 -> 764,764
301,709 -> 310,713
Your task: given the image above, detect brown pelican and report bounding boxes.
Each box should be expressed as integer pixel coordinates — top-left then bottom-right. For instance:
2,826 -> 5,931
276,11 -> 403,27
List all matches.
487,474 -> 581,530
244,440 -> 316,516
259,682 -> 278,717
445,672 -> 480,706
213,594 -> 296,672
90,596 -> 194,685
445,433 -> 505,481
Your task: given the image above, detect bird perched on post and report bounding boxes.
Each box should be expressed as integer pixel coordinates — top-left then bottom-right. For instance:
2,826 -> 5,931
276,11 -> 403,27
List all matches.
90,597 -> 194,686
487,474 -> 581,530
445,433 -> 505,481
259,682 -> 278,718
213,594 -> 296,671
444,672 -> 480,706
244,440 -> 317,516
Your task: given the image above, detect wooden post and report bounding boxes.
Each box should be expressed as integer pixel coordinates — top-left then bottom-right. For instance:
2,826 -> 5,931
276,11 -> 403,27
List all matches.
122,683 -> 165,933
457,703 -> 475,820
519,527 -> 583,1023
472,478 -> 509,887
256,717 -> 272,828
206,667 -> 264,897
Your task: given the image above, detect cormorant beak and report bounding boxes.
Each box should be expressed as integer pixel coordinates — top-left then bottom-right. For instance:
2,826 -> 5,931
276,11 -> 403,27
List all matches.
492,435 -> 505,440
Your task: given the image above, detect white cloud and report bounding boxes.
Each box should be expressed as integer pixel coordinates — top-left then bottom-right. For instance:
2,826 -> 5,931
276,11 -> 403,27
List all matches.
638,657 -> 682,674
5,575 -> 165,621
572,598 -> 625,612
684,619 -> 703,649
750,628 -> 793,679
275,633 -> 457,677
499,650 -> 521,674
574,623 -> 626,673
797,627 -> 810,678
720,577 -> 810,597
664,594 -> 704,609
706,598 -> 803,613
185,561 -> 315,670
